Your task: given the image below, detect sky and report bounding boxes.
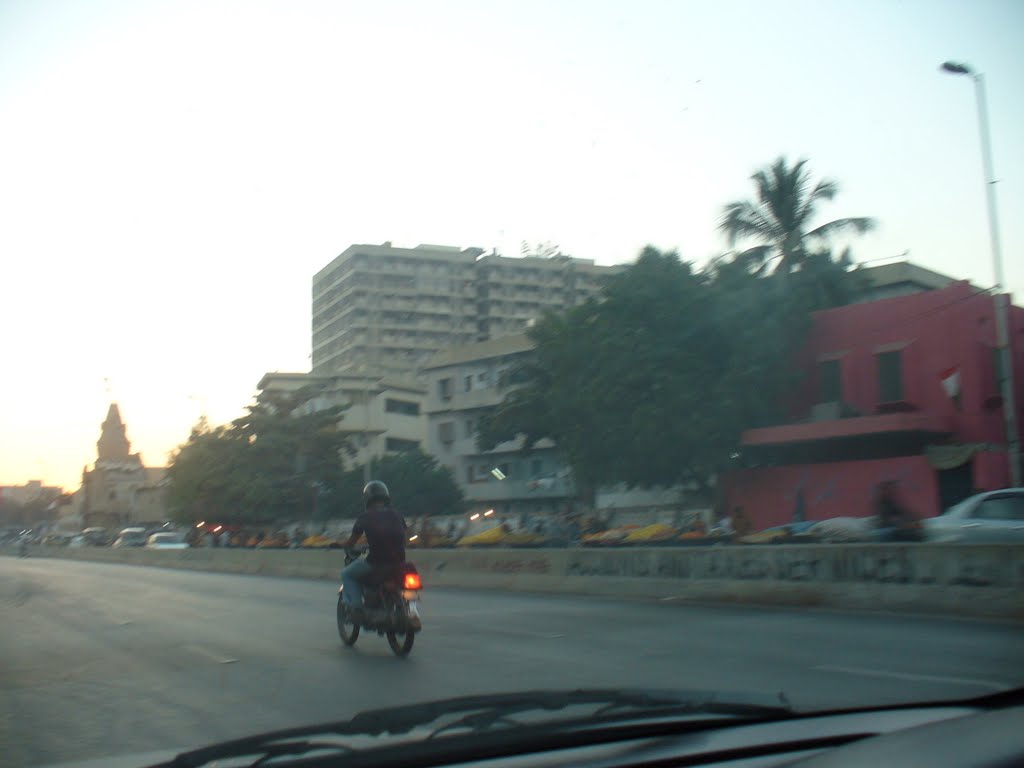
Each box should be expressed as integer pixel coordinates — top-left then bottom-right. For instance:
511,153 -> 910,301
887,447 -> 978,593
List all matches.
1,0 -> 1023,490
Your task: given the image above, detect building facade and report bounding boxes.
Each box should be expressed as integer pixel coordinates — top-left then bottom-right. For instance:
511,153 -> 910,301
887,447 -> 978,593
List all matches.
258,371 -> 427,468
422,334 -> 575,520
472,253 -> 625,341
0,480 -> 62,508
79,404 -> 168,529
311,242 -> 622,376
723,280 -> 1024,530
312,243 -> 483,376
856,260 -> 961,303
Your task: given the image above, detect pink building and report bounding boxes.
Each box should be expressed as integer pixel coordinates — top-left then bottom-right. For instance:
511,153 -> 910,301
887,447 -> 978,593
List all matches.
723,280 -> 1024,530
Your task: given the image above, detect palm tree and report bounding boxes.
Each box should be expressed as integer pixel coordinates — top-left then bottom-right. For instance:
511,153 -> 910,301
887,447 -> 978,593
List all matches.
719,157 -> 875,274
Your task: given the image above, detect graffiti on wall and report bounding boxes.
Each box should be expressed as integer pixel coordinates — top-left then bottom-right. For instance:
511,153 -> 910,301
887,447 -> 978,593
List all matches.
430,554 -> 553,575
565,546 -> 1022,588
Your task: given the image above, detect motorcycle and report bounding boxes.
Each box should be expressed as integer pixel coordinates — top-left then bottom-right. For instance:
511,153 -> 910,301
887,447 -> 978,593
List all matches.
337,547 -> 422,657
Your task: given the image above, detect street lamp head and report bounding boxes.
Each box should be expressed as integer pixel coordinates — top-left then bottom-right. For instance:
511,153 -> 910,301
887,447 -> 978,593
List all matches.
940,61 -> 972,76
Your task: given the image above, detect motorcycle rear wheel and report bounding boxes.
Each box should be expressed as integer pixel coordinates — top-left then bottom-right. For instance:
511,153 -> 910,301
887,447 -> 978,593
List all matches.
386,629 -> 414,656
385,595 -> 415,656
336,594 -> 359,646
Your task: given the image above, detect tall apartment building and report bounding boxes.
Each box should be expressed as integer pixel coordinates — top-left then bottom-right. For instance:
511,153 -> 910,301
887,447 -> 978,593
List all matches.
473,253 -> 625,340
312,243 -> 483,376
312,243 -> 622,376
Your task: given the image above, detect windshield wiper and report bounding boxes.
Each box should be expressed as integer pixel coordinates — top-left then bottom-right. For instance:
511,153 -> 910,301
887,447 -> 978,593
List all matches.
420,688 -> 790,739
157,688 -> 792,768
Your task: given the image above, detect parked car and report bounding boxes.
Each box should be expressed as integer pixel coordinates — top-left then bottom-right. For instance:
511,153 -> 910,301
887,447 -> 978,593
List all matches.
81,527 -> 112,546
112,527 -> 149,548
923,488 -> 1024,543
145,532 -> 190,550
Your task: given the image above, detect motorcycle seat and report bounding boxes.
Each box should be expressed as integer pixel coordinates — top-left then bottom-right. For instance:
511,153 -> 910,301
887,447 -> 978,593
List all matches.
361,562 -> 412,587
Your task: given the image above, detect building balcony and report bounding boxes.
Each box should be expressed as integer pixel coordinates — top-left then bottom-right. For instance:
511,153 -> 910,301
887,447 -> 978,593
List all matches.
740,409 -> 952,465
427,388 -> 507,412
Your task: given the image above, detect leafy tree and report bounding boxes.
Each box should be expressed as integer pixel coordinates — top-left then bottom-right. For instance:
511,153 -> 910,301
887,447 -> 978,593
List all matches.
0,494 -> 60,528
720,157 -> 875,274
166,420 -> 252,524
166,387 -> 353,525
478,241 -> 865,505
479,247 -> 727,504
168,399 -> 462,525
342,449 -> 465,520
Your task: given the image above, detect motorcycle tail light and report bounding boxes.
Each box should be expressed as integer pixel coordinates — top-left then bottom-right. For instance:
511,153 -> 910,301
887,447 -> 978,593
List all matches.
404,572 -> 422,590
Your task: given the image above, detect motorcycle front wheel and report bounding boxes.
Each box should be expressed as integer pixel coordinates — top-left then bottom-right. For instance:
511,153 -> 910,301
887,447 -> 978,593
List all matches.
336,593 -> 359,646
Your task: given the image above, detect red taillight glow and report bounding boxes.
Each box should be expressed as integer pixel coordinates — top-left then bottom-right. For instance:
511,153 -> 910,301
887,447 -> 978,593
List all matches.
404,572 -> 422,590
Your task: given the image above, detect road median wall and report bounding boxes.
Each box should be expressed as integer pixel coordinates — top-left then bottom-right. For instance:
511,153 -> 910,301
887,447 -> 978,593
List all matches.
5,544 -> 1023,619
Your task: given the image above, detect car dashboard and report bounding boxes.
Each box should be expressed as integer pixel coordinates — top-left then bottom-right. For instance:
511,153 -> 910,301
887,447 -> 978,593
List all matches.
355,702 -> 1024,768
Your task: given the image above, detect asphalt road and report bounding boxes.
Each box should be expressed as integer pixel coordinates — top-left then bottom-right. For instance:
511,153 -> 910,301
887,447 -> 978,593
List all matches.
2,556 -> 1023,767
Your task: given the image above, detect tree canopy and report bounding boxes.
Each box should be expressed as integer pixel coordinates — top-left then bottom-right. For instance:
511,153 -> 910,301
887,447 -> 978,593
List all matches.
166,386 -> 352,525
478,241 -> 863,505
719,156 -> 875,274
167,387 -> 464,525
332,449 -> 466,521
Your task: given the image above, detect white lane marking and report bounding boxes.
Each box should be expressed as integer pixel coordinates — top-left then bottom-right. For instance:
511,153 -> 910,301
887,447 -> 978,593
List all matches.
813,664 -> 1006,692
184,643 -> 240,665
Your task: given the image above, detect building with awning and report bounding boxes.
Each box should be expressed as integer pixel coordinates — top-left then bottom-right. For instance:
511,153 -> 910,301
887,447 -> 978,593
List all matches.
722,278 -> 1024,531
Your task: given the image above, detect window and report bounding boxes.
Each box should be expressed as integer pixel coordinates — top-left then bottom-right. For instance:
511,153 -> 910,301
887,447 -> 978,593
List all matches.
818,359 -> 841,403
384,398 -> 420,416
992,346 -> 1005,394
385,437 -> 419,452
509,366 -> 531,385
438,422 -> 455,443
464,375 -> 472,392
466,466 -> 475,483
531,459 -> 543,477
977,495 -> 1024,521
438,378 -> 452,400
877,351 -> 903,402
464,418 -> 476,438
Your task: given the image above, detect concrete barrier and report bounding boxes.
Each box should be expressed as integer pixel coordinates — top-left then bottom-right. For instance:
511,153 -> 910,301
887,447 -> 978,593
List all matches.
4,544 -> 1023,620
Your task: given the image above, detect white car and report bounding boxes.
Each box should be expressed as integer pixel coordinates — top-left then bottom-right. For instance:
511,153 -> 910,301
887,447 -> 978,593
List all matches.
112,527 -> 148,548
923,488 -> 1024,543
144,532 -> 190,550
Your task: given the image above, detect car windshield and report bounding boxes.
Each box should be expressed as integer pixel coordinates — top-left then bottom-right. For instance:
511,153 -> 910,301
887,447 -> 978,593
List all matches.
2,1 -> 1023,766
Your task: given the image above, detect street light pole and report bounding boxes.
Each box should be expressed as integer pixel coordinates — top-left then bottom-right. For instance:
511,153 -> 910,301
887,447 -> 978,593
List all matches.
941,61 -> 1021,485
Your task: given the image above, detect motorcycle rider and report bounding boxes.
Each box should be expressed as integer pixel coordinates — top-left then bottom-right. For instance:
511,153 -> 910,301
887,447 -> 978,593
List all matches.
341,481 -> 407,619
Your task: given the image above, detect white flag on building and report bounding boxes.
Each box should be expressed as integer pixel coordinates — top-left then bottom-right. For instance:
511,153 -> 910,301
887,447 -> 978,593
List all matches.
940,366 -> 961,400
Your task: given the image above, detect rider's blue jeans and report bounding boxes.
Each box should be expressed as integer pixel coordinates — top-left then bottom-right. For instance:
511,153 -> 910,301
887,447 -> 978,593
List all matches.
342,558 -> 373,608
